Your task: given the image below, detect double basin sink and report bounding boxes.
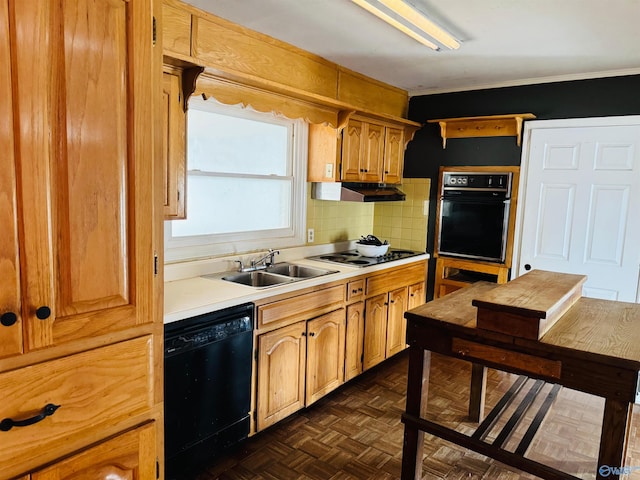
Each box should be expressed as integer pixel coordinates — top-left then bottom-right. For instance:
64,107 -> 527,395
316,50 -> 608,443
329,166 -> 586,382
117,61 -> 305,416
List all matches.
210,263 -> 339,288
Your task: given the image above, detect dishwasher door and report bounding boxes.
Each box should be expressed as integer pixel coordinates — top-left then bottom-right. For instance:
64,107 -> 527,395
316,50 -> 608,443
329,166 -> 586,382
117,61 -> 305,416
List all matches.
164,303 -> 254,478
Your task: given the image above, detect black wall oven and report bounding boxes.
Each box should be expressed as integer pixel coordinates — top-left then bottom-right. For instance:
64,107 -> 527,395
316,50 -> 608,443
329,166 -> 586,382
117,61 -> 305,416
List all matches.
437,172 -> 512,263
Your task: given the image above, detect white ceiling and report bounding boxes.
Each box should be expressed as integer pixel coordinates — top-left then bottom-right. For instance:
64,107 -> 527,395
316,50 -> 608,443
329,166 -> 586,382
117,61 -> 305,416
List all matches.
183,0 -> 640,96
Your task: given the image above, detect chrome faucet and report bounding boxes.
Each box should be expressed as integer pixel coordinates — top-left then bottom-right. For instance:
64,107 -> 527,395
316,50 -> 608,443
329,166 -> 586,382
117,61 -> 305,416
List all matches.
251,248 -> 280,269
235,249 -> 280,272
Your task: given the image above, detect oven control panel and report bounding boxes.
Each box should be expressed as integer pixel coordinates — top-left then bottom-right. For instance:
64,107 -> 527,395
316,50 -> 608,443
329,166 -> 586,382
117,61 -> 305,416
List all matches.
443,172 -> 511,192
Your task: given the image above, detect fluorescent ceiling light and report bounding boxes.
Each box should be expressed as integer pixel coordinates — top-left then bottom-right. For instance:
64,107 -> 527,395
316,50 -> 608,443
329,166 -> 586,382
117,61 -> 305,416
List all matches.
351,0 -> 460,51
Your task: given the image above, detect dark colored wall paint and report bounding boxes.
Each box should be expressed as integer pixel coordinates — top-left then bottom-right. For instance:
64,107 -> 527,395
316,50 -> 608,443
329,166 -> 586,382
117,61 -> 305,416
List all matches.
404,74 -> 640,300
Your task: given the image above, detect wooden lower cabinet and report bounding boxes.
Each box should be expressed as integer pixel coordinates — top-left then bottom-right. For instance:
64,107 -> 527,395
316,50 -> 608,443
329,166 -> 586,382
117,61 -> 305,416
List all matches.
386,286 -> 409,358
256,309 -> 346,431
31,422 -> 156,480
255,260 -> 427,432
256,321 -> 307,431
306,309 -> 346,405
344,301 -> 364,381
408,281 -> 426,309
363,293 -> 388,370
363,264 -> 427,371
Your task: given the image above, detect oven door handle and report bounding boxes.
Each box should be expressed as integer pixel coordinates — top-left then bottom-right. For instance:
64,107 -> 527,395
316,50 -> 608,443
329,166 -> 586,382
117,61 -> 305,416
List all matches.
441,196 -> 510,205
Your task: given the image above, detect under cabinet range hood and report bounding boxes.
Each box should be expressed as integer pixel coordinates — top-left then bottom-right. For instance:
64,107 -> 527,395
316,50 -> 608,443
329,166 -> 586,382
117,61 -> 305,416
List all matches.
311,182 -> 406,202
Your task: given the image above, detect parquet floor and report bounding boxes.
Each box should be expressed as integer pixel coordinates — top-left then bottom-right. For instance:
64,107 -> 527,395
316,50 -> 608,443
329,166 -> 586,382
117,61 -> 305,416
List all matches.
195,351 -> 640,480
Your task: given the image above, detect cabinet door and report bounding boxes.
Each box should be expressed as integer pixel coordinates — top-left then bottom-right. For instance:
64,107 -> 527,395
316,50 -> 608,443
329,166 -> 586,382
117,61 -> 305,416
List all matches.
408,281 -> 426,309
257,321 -> 306,430
162,70 -> 186,219
363,293 -> 388,370
386,287 -> 408,357
306,309 -> 345,405
341,120 -> 364,181
361,123 -> 384,182
383,127 -> 404,184
31,422 -> 156,480
0,0 -> 22,358
345,301 -> 364,382
12,0 -> 154,351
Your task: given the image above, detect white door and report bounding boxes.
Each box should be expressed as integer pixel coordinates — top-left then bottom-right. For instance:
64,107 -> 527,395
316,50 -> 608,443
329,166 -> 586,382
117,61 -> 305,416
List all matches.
514,118 -> 640,302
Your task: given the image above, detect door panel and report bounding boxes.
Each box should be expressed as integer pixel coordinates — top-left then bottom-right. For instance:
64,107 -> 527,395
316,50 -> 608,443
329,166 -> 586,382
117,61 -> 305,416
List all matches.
257,321 -> 306,430
345,302 -> 364,381
518,123 -> 640,302
306,309 -> 345,405
363,294 -> 387,370
0,0 -> 22,357
362,123 -> 384,182
386,287 -> 408,357
12,0 -> 154,350
341,120 -> 363,181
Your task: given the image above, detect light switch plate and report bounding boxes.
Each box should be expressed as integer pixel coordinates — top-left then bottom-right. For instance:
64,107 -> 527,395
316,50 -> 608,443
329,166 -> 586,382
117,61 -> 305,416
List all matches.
325,163 -> 333,178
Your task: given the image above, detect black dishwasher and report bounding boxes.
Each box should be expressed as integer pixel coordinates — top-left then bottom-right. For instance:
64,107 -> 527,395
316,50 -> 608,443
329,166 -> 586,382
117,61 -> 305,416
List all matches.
164,303 -> 254,479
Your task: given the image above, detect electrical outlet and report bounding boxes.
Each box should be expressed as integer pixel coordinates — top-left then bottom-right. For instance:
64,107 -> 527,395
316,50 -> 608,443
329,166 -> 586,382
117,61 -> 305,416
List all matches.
423,200 -> 430,216
307,228 -> 315,243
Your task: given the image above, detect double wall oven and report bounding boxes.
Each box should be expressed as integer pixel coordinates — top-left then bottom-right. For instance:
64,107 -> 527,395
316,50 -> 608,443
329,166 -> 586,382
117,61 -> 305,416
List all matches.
437,171 -> 513,263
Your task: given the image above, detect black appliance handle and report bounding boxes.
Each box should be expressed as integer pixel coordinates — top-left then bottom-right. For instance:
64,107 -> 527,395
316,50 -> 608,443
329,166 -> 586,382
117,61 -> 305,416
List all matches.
0,403 -> 61,432
441,196 -> 510,205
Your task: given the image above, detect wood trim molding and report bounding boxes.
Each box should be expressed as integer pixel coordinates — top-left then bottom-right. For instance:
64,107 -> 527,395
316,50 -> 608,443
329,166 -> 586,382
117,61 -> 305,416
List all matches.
196,72 -> 343,127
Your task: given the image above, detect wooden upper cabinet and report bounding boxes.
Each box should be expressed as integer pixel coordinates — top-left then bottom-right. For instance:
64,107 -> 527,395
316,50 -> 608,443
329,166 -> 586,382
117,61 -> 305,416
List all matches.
341,120 -> 365,181
162,69 -> 187,219
335,118 -> 408,184
0,0 -> 22,358
383,127 -> 405,184
8,0 -> 154,353
362,123 -> 385,182
341,120 -> 384,183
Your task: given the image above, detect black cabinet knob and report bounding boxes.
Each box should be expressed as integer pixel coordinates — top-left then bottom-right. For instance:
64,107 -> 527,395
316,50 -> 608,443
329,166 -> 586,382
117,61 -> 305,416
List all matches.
36,306 -> 51,320
524,264 -> 532,271
1,312 -> 17,327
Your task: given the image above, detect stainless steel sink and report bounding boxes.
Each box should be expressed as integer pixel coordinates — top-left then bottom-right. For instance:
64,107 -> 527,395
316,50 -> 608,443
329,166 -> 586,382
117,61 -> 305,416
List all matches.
220,271 -> 296,288
211,262 -> 338,288
265,263 -> 337,278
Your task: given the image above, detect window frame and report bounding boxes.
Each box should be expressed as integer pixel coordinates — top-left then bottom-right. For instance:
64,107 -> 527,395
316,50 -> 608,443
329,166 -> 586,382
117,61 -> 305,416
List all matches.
164,98 -> 308,263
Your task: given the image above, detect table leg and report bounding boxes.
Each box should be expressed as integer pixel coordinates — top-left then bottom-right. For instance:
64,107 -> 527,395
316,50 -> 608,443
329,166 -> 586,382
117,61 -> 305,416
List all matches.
401,347 -> 431,480
469,363 -> 487,423
596,399 -> 632,480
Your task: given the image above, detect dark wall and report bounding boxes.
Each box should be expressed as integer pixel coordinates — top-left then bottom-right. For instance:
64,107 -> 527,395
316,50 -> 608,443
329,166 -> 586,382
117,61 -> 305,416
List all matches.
404,74 -> 640,299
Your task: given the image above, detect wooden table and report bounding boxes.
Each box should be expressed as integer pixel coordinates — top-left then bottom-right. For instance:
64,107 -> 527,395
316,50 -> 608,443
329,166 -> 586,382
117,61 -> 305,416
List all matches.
401,281 -> 640,480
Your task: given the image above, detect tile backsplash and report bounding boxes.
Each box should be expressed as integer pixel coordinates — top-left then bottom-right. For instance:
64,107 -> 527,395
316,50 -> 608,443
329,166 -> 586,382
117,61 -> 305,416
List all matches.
306,178 -> 430,252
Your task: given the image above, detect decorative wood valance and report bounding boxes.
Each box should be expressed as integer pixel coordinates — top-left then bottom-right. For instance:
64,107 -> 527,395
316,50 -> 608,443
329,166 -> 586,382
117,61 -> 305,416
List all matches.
195,72 -> 347,128
428,113 -> 536,148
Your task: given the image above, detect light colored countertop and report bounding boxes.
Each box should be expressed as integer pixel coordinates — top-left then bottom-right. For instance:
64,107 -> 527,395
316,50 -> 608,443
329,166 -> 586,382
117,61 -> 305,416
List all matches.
164,244 -> 430,324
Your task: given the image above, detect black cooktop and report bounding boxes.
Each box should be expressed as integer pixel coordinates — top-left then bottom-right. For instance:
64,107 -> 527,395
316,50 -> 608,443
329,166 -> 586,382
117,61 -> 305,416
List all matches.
307,249 -> 424,268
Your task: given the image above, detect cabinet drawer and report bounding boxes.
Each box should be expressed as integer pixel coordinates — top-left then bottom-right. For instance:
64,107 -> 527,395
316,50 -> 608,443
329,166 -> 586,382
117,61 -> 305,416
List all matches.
346,279 -> 365,302
366,262 -> 426,297
257,285 -> 344,330
0,337 -> 153,476
451,338 -> 561,379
